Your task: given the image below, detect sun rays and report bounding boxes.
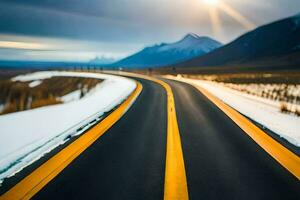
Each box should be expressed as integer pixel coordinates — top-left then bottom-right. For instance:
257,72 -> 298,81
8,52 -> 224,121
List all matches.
208,7 -> 223,38
201,0 -> 256,38
219,1 -> 256,30
203,0 -> 220,6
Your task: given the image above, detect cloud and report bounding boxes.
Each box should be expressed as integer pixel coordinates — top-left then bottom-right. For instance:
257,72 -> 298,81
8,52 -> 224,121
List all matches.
0,41 -> 51,50
0,34 -> 140,61
0,2 -> 145,43
0,0 -> 299,61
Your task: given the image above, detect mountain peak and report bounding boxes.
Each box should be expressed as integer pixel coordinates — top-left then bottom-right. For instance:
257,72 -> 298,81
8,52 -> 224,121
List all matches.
175,13 -> 300,70
113,33 -> 222,68
182,33 -> 200,40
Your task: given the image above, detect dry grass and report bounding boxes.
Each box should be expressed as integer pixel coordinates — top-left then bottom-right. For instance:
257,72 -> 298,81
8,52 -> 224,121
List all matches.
0,76 -> 102,115
280,103 -> 289,113
184,73 -> 300,84
31,98 -> 62,109
295,109 -> 300,117
222,83 -> 300,115
185,73 -> 300,116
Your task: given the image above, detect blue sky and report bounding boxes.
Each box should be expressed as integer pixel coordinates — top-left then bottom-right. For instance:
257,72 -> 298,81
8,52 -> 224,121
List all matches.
0,0 -> 299,61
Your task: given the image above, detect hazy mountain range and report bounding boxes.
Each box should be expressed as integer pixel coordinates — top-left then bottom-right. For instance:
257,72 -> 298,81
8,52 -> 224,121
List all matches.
90,56 -> 116,65
112,33 -> 222,68
1,14 -> 299,72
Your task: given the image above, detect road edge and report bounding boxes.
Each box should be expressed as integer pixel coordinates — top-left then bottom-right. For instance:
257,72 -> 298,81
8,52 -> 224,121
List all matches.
0,81 -> 142,200
167,77 -> 300,180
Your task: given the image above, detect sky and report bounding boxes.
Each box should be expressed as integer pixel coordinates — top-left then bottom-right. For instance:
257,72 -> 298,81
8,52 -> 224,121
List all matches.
0,0 -> 299,62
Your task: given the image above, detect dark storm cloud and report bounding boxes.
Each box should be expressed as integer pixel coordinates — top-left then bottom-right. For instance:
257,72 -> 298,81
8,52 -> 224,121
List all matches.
0,1 -> 149,43
0,0 -> 111,18
0,0 -> 299,61
0,0 -> 299,44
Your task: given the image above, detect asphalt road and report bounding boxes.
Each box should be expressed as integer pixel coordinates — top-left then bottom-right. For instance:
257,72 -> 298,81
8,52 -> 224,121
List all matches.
163,79 -> 300,200
28,77 -> 300,200
33,78 -> 167,200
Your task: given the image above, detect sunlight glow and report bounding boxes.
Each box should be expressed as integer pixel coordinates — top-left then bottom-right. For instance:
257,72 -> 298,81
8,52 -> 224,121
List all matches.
203,0 -> 220,6
203,0 -> 256,38
0,41 -> 48,50
208,7 -> 222,38
219,2 -> 256,29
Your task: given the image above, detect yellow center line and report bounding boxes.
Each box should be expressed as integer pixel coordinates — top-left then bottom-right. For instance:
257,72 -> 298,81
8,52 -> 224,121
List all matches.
106,71 -> 189,200
0,81 -> 143,200
174,77 -> 300,181
160,81 -> 189,200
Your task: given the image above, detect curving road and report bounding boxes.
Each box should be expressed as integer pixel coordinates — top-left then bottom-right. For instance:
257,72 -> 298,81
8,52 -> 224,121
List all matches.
2,75 -> 299,200
163,79 -> 300,200
33,78 -> 167,200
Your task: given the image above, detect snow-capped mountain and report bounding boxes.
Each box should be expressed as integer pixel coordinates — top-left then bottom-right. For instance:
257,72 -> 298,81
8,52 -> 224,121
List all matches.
175,14 -> 300,70
157,34 -> 221,53
112,33 -> 222,68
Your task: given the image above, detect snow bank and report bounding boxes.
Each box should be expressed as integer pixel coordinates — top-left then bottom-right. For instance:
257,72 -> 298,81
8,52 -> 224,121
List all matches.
0,71 -> 136,183
60,89 -> 82,103
174,77 -> 300,147
28,80 -> 42,88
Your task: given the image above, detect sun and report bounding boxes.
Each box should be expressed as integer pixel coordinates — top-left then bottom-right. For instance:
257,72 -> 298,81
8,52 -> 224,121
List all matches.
203,0 -> 220,6
200,0 -> 256,39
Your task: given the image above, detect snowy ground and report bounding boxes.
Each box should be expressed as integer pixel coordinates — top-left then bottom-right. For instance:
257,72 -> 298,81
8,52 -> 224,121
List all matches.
221,83 -> 300,114
0,71 -> 136,184
168,76 -> 300,148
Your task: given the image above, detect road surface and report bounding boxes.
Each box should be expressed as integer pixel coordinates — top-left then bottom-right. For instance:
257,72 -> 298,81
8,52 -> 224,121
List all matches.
2,76 -> 300,200
163,79 -> 300,199
33,78 -> 167,200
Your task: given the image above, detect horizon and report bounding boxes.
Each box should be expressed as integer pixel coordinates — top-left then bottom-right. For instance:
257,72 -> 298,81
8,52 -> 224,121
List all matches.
0,0 -> 299,62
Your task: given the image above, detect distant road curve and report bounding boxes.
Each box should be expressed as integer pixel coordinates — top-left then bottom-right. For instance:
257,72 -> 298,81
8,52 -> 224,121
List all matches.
1,72 -> 299,200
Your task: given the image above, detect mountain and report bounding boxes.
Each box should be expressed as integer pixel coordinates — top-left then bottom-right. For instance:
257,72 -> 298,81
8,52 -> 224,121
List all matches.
89,56 -> 116,65
112,33 -> 222,68
175,14 -> 300,71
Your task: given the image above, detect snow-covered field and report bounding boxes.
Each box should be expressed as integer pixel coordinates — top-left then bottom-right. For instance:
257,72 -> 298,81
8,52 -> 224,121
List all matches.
170,76 -> 300,148
0,71 -> 136,184
222,83 -> 300,114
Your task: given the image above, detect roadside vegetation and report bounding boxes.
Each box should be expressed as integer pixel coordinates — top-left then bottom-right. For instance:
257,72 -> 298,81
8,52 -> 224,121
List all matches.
0,76 -> 102,115
221,83 -> 300,116
184,72 -> 300,84
184,73 -> 300,116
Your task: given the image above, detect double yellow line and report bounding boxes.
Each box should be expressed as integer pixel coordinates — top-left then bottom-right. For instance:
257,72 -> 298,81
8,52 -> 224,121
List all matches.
0,73 -> 189,200
108,72 -> 189,200
3,71 -> 299,200
159,80 -> 189,200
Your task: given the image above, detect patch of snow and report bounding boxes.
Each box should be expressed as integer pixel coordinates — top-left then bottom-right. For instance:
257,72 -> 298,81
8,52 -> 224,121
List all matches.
0,71 -> 136,184
158,36 -> 220,53
220,83 -> 300,112
0,104 -> 4,113
28,80 -> 42,88
12,72 -> 53,82
189,33 -> 200,39
174,77 -> 300,147
60,89 -> 82,103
